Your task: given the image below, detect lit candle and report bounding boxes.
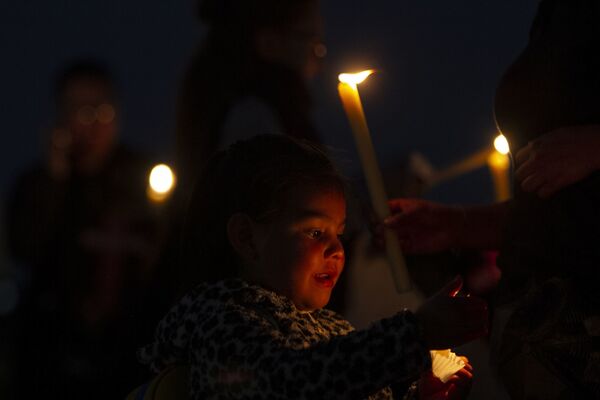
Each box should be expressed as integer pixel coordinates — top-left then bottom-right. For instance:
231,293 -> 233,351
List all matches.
147,163 -> 176,202
487,134 -> 511,201
338,70 -> 411,293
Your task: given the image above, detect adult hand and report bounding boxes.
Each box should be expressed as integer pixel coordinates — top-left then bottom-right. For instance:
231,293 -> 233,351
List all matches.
383,199 -> 464,254
419,357 -> 473,400
515,125 -> 600,198
416,276 -> 488,350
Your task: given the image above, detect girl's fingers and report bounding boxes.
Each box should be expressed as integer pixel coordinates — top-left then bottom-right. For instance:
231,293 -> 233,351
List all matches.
455,366 -> 473,380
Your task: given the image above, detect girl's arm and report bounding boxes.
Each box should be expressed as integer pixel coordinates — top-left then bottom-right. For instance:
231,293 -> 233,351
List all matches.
194,304 -> 430,400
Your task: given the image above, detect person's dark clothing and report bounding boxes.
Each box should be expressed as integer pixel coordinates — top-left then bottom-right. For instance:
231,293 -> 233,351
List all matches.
139,279 -> 430,399
7,146 -> 164,399
493,0 -> 600,396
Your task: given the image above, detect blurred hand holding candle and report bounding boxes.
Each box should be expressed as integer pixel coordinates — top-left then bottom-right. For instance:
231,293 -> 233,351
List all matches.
337,70 -> 411,293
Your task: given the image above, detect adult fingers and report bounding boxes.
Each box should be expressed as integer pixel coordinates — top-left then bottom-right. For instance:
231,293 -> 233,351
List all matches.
384,209 -> 414,226
521,173 -> 546,193
515,157 -> 537,182
515,142 -> 533,165
388,198 -> 417,213
537,181 -> 560,199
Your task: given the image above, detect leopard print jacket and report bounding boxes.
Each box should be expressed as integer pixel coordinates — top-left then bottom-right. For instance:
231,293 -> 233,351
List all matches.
139,279 -> 431,399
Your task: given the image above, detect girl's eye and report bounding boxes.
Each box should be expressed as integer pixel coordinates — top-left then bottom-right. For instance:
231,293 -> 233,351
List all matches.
308,229 -> 323,239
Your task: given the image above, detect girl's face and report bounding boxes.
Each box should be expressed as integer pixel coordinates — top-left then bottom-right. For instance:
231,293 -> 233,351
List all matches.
249,187 -> 346,311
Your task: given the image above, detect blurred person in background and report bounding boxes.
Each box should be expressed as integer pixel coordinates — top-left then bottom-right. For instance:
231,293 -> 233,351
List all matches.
167,0 -> 334,293
6,60 -> 164,399
175,0 -> 325,197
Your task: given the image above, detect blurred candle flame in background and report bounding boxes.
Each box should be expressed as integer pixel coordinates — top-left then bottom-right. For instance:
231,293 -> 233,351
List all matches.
147,163 -> 175,202
488,134 -> 511,201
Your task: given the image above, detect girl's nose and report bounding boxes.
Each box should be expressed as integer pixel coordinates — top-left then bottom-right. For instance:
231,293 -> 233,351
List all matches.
325,236 -> 344,260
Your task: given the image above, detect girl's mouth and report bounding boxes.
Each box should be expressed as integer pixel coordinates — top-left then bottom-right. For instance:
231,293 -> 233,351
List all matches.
314,272 -> 336,288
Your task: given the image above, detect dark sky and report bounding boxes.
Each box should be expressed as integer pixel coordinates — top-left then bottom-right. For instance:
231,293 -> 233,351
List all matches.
0,0 -> 538,208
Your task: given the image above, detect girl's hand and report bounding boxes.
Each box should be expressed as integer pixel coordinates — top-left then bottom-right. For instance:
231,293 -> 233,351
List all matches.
383,199 -> 464,254
515,125 -> 600,198
419,357 -> 473,400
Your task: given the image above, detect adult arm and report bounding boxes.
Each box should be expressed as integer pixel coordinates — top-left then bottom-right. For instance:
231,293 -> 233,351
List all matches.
383,199 -> 510,254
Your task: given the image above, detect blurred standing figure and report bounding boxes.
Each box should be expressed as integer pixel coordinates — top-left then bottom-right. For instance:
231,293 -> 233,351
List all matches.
175,0 -> 325,196
167,0 -> 329,292
7,61 -> 162,399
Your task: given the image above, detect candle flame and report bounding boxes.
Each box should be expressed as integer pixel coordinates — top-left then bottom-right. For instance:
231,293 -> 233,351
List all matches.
338,70 -> 374,86
149,164 -> 175,194
494,134 -> 510,155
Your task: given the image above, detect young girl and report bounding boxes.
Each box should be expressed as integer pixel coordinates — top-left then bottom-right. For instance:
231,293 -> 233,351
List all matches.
139,135 -> 486,399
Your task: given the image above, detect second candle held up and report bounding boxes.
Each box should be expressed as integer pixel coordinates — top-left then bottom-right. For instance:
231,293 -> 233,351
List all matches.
337,70 -> 412,293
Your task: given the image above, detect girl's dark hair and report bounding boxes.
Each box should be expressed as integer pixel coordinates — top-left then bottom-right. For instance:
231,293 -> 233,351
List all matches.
179,134 -> 344,288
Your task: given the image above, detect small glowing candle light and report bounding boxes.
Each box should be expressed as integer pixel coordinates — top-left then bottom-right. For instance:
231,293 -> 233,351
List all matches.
487,134 -> 511,201
148,163 -> 176,202
338,70 -> 411,293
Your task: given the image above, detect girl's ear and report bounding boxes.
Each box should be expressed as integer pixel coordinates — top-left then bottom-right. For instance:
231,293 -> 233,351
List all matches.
227,213 -> 259,264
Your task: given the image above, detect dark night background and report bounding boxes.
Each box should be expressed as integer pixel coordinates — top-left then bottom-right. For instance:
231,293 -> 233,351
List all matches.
0,0 -> 537,204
